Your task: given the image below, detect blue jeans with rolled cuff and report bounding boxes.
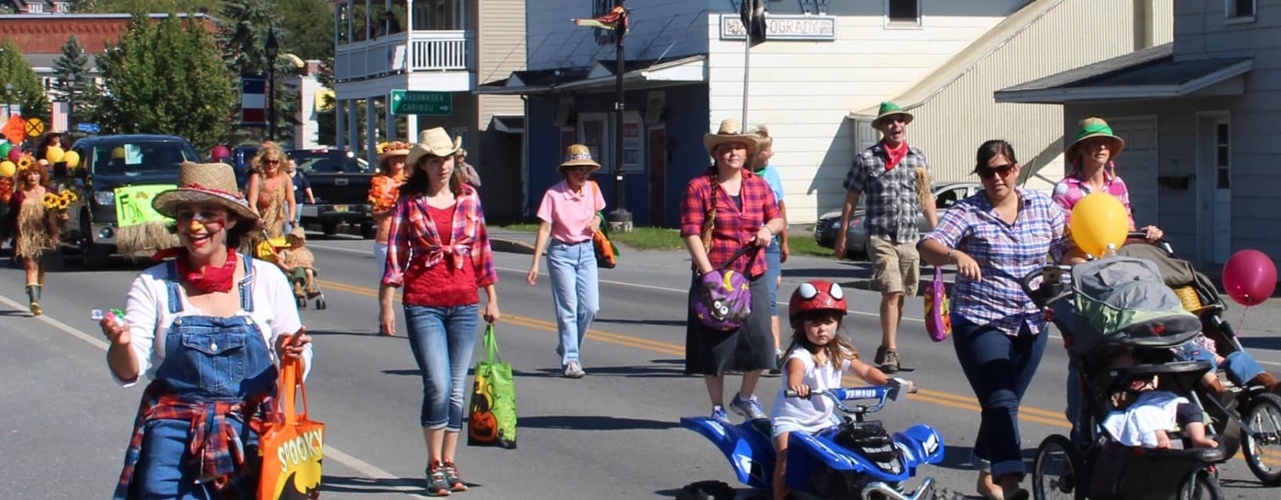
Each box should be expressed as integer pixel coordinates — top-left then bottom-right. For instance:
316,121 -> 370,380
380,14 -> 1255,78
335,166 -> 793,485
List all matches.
404,304 -> 481,431
547,239 -> 599,366
952,316 -> 1048,479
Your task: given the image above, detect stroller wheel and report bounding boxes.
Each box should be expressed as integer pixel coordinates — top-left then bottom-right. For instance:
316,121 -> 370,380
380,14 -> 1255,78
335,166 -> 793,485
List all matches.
1242,392 -> 1281,486
296,296 -> 306,308
1032,434 -> 1086,500
316,297 -> 327,310
1179,467 -> 1225,500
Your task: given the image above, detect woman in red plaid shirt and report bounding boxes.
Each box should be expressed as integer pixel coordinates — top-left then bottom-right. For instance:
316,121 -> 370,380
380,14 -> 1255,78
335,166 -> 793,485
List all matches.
681,119 -> 785,423
380,128 -> 500,496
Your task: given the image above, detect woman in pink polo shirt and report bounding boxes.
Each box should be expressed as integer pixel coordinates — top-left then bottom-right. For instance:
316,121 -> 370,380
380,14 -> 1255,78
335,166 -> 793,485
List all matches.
1052,117 -> 1164,246
526,144 -> 607,378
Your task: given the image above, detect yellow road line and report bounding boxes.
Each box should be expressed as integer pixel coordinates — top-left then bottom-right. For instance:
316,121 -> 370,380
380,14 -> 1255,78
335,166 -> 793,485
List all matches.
318,278 -> 1074,425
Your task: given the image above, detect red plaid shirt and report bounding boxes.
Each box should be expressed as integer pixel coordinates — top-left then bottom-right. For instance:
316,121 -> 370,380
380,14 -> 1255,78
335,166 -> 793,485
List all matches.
381,185 -> 498,305
680,168 -> 780,278
115,383 -> 276,499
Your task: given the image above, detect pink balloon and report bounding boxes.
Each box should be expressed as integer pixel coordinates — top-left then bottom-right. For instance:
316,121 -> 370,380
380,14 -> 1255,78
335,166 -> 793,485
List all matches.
6,148 -> 18,162
1223,249 -> 1278,307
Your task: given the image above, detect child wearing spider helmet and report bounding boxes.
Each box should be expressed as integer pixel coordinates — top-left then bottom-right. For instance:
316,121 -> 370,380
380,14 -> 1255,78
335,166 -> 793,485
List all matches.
770,280 -> 913,500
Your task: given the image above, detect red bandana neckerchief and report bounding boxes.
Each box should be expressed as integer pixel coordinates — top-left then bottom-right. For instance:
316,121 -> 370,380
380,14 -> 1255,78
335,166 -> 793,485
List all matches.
883,140 -> 909,171
152,247 -> 239,294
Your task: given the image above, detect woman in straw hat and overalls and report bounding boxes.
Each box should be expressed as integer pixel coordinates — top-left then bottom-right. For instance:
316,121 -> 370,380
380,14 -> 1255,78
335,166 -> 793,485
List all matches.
246,141 -> 297,240
97,162 -> 312,498
526,144 -> 606,378
6,156 -> 63,315
380,127 -> 500,495
681,119 -> 785,423
371,140 -> 412,336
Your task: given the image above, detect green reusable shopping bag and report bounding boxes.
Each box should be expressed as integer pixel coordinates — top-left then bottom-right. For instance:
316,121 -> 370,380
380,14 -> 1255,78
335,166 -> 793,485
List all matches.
467,325 -> 517,449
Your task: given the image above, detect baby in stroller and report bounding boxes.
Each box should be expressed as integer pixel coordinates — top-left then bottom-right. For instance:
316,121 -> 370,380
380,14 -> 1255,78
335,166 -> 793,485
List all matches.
278,226 -> 319,299
1100,346 -> 1218,450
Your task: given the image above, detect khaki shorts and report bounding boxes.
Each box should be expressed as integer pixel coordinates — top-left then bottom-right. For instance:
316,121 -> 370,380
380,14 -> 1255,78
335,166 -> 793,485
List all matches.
869,238 -> 920,296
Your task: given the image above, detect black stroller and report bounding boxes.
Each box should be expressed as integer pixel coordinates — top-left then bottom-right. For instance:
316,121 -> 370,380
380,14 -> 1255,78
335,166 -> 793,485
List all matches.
1023,256 -> 1230,499
1117,239 -> 1281,486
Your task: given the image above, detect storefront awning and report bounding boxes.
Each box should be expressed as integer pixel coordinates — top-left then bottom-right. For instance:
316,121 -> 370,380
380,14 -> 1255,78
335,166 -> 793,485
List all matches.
994,43 -> 1253,104
490,115 -> 524,134
477,55 -> 706,95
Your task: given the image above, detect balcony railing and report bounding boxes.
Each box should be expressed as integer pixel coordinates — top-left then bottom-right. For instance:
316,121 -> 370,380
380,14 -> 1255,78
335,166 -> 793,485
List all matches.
335,30 -> 472,82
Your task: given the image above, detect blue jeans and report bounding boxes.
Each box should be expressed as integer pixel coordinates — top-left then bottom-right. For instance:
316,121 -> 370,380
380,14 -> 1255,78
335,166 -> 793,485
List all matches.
764,239 -> 782,316
547,240 -> 599,366
404,304 -> 481,431
286,202 -> 304,233
952,317 -> 1048,478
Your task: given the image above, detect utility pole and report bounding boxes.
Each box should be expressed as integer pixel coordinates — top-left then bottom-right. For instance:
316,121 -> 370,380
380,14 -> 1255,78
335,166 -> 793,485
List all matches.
265,30 -> 280,141
607,0 -> 633,232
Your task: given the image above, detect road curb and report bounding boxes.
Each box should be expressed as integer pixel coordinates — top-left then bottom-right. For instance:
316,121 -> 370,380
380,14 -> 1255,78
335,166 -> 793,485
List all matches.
490,238 -> 535,255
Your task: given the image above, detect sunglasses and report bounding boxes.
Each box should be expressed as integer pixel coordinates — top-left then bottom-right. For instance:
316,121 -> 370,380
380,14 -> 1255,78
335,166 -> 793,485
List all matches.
977,164 -> 1016,180
265,159 -> 281,165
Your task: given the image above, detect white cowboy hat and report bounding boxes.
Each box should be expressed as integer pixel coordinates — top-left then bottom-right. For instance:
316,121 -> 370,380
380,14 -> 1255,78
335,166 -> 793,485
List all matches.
405,128 -> 463,168
703,119 -> 761,153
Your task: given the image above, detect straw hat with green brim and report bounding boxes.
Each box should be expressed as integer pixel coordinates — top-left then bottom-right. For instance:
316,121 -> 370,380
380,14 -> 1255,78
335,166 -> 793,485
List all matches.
152,162 -> 259,222
1067,117 -> 1125,163
872,101 -> 914,130
559,143 -> 601,172
703,119 -> 761,153
405,128 -> 462,168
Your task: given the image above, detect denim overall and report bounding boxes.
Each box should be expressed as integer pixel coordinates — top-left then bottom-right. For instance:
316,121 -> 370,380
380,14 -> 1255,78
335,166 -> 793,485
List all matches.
119,256 -> 278,499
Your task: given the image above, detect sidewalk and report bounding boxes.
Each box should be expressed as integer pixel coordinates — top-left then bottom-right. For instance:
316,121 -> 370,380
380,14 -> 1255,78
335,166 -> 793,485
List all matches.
486,228 -> 1281,343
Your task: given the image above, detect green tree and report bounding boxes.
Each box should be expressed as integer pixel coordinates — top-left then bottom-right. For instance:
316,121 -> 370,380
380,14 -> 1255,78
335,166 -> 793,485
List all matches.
52,34 -> 99,134
81,0 -> 219,13
96,13 -> 235,151
0,39 -> 50,124
217,0 -> 279,75
278,0 -> 334,61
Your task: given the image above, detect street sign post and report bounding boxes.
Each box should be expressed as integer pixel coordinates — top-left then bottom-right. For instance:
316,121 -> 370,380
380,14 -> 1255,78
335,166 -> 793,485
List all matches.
76,123 -> 100,134
390,90 -> 453,116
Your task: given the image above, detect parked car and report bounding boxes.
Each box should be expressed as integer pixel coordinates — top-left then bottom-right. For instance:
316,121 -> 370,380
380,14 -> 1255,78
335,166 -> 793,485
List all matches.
230,144 -> 260,190
54,134 -> 202,269
813,182 -> 983,259
286,148 -> 376,238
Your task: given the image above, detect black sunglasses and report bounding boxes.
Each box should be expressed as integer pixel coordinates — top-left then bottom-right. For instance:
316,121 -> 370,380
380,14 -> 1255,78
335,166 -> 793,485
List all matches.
977,164 -> 1015,180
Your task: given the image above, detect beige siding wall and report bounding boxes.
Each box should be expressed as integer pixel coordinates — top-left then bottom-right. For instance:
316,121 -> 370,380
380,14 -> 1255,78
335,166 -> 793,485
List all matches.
907,0 -> 1157,193
706,0 -> 1028,222
1145,0 -> 1175,46
475,0 -> 525,130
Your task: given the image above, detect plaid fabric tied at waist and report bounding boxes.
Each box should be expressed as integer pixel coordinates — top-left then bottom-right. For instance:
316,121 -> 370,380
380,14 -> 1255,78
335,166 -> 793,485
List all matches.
115,384 -> 276,498
423,243 -> 472,269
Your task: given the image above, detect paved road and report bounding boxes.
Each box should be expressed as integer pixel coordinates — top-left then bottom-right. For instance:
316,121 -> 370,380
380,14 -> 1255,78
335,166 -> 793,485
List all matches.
1,235 -> 1278,498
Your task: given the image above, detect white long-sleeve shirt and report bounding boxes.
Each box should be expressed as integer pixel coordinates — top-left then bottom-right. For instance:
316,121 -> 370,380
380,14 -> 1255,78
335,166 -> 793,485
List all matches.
110,258 -> 311,387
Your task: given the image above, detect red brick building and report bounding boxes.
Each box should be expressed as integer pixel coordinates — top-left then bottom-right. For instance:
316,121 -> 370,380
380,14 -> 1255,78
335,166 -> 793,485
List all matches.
0,13 -> 216,80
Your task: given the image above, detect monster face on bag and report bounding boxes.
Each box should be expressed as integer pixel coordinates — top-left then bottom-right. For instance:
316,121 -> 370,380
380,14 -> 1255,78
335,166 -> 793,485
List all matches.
695,269 -> 752,331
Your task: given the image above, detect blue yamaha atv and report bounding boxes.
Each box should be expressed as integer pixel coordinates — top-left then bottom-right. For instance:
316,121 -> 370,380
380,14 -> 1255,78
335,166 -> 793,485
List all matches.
678,378 -> 943,499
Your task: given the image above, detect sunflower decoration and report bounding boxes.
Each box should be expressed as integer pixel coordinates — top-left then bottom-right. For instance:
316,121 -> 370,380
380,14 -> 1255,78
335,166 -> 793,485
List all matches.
42,192 -> 59,210
16,155 -> 35,172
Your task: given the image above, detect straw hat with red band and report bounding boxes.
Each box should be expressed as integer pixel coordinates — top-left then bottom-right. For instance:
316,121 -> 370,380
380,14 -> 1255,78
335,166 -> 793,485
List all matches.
152,162 -> 259,222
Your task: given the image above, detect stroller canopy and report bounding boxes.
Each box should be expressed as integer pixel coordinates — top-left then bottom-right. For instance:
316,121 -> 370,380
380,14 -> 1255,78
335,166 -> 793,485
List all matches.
1070,256 -> 1202,353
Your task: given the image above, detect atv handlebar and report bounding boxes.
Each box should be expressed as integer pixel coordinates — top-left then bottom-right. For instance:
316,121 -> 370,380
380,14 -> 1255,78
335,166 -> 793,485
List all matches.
784,378 -> 916,415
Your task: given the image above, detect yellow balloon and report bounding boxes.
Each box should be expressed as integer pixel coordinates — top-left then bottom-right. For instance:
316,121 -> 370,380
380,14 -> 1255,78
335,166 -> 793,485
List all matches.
0,160 -> 14,177
45,146 -> 65,164
63,150 -> 80,168
1070,192 -> 1129,257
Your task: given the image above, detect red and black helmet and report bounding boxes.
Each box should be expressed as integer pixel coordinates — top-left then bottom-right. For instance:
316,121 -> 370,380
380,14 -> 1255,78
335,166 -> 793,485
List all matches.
789,280 -> 848,325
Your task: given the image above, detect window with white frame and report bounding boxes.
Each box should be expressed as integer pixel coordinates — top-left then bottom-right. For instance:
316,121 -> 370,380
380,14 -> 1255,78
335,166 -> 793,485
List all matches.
886,0 -> 921,27
1227,0 -> 1256,21
579,113 -> 612,172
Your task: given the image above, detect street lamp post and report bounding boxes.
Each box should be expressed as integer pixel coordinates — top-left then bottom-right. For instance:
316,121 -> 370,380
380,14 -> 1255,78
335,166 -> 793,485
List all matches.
3,83 -> 12,121
607,1 -> 632,232
265,30 -> 280,141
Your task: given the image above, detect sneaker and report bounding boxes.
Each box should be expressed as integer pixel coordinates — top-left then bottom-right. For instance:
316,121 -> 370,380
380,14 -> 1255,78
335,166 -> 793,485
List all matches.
875,346 -> 900,374
563,360 -> 586,378
441,461 -> 467,492
424,461 -> 451,496
729,394 -> 768,420
709,406 -> 731,424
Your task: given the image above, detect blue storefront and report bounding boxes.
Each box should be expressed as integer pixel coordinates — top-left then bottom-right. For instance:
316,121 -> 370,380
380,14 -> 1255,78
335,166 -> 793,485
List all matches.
480,56 -> 712,228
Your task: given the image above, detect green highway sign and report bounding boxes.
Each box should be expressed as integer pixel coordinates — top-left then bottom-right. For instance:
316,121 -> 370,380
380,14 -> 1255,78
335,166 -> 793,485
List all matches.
390,90 -> 453,116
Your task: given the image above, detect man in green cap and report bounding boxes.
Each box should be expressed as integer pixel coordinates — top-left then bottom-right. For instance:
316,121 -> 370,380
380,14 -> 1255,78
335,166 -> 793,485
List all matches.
836,101 -> 938,373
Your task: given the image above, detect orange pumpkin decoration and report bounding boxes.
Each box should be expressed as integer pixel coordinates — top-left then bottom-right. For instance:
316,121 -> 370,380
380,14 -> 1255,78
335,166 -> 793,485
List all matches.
468,387 -> 498,442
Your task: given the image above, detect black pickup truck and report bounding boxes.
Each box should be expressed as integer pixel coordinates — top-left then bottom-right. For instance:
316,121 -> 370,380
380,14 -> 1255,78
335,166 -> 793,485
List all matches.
287,148 -> 375,238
